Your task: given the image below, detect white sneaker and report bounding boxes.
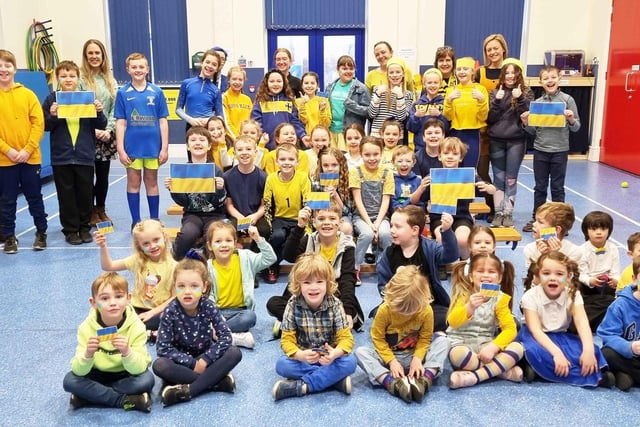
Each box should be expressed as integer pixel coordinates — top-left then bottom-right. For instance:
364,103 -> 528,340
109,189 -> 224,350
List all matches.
232,331 -> 255,349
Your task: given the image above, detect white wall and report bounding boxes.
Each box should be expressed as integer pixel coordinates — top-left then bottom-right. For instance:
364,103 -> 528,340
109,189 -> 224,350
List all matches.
0,0 -> 612,158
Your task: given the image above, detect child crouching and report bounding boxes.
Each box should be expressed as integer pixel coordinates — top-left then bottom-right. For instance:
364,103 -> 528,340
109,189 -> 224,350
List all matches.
62,273 -> 154,412
272,253 -> 357,400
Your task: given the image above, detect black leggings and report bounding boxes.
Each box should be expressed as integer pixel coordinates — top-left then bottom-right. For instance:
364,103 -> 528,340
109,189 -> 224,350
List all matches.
94,160 -> 111,207
152,346 -> 242,396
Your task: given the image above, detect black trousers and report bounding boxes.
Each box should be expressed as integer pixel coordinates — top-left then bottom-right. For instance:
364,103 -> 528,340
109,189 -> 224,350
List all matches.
53,164 -> 94,235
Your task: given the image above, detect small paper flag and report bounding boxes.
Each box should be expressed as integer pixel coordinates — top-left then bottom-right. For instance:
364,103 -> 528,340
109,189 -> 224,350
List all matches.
237,217 -> 252,231
528,101 -> 565,127
319,172 -> 339,187
97,326 -> 118,342
306,192 -> 331,210
170,163 -> 215,193
96,221 -> 114,234
480,283 -> 501,298
430,167 -> 476,215
540,227 -> 557,240
595,247 -> 607,255
56,91 -> 96,118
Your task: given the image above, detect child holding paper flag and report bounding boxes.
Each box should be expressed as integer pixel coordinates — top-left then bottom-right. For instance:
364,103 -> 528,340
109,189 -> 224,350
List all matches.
520,65 -> 580,233
165,126 -> 227,260
43,60 -> 107,245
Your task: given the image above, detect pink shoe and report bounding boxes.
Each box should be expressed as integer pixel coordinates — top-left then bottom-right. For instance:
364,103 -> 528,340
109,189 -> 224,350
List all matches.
499,366 -> 523,383
449,371 -> 478,389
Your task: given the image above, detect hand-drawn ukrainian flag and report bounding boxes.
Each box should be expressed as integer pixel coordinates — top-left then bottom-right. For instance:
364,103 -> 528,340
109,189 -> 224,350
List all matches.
319,172 -> 339,187
430,167 -> 475,215
97,326 -> 118,342
170,163 -> 215,193
480,283 -> 501,297
528,101 -> 565,127
96,221 -> 114,234
237,217 -> 252,231
306,192 -> 331,210
56,91 -> 96,118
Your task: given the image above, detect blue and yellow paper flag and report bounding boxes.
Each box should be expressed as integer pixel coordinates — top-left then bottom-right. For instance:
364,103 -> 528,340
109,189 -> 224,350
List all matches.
306,192 -> 331,210
540,227 -> 557,240
56,91 -> 96,118
96,221 -> 114,234
480,283 -> 501,298
319,172 -> 339,187
528,101 -> 565,127
170,163 -> 215,193
237,217 -> 252,231
430,167 -> 476,215
97,326 -> 118,342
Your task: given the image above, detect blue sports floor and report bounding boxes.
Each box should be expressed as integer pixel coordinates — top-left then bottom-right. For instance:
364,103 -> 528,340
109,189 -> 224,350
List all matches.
2,152 -> 639,426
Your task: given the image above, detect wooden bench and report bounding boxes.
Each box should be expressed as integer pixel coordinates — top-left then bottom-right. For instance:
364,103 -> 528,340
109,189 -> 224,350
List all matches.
469,201 -> 491,214
167,204 -> 184,215
492,227 -> 522,250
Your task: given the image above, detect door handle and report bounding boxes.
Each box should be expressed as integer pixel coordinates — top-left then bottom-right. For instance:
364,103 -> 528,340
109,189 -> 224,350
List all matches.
625,71 -> 636,92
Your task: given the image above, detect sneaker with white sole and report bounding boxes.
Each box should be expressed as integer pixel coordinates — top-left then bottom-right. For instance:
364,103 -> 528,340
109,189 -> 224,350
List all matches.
3,235 -> 18,254
502,213 -> 514,227
272,379 -> 307,401
232,331 -> 255,349
161,384 -> 191,407
211,374 -> 236,393
491,212 -> 504,227
332,375 -> 352,395
388,377 -> 412,403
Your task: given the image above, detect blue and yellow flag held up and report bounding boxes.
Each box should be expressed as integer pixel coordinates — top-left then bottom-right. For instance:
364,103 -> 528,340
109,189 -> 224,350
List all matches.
319,172 -> 339,187
528,101 -> 565,127
306,192 -> 331,210
56,91 -> 96,118
430,167 -> 475,215
170,163 -> 216,193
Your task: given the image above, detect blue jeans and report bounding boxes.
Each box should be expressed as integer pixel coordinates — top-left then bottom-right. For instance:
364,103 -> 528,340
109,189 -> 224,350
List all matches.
275,353 -> 357,393
352,216 -> 391,268
0,163 -> 48,235
63,369 -> 155,407
532,150 -> 568,217
220,308 -> 257,332
490,139 -> 526,214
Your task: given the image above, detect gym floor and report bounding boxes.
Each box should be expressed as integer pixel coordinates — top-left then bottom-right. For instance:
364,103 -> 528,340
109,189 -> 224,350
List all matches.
2,149 -> 639,426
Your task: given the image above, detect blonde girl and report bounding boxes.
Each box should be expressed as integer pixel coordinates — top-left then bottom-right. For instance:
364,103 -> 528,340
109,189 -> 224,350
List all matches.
153,258 -> 242,407
95,219 -> 177,331
206,116 -> 234,169
368,57 -> 413,137
447,253 -> 523,389
518,251 -> 614,387
238,119 -> 268,166
306,124 -> 332,177
222,66 -> 252,139
296,71 -> 331,135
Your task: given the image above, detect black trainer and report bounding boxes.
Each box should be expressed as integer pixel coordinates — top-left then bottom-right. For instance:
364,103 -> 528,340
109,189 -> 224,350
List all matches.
122,392 -> 151,412
33,230 -> 47,250
211,374 -> 236,393
615,371 -> 634,391
65,233 -> 83,245
79,230 -> 93,243
161,384 -> 191,407
3,235 -> 18,254
69,394 -> 90,410
272,379 -> 306,401
332,376 -> 352,395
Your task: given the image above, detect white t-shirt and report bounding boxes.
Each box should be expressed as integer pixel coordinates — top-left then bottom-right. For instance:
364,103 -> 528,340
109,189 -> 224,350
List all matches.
521,285 -> 583,333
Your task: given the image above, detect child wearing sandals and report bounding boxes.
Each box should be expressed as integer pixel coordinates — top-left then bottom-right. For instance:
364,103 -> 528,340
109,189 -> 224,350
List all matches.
447,253 -> 524,389
355,265 -> 448,403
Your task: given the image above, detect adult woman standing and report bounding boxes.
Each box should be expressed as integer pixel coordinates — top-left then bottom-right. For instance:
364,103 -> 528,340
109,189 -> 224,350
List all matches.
434,45 -> 457,96
475,34 -> 509,221
80,39 -> 118,224
273,48 -> 302,97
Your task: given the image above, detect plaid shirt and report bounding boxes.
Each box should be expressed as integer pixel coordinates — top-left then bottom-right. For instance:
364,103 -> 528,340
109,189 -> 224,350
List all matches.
280,294 -> 352,356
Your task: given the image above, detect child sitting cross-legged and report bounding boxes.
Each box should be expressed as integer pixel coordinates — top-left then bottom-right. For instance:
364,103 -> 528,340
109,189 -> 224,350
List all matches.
355,265 -> 448,403
272,253 -> 357,401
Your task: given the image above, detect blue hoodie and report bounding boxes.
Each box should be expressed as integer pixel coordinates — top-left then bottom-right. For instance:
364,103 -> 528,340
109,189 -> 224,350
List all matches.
406,93 -> 449,151
392,171 -> 423,211
597,285 -> 640,359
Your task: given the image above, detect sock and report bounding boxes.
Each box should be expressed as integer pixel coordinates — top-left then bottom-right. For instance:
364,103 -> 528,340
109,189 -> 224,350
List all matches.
449,345 -> 481,371
127,192 -> 141,224
424,368 -> 436,382
381,374 -> 394,389
147,195 -> 160,219
475,342 -> 524,383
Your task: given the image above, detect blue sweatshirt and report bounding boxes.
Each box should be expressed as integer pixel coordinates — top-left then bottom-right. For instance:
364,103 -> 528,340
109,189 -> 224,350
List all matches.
406,93 -> 449,151
392,171 -> 423,211
597,285 -> 640,359
250,93 -> 306,150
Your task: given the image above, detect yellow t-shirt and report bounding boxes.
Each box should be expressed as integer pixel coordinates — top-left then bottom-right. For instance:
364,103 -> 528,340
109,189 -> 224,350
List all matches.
123,255 -> 177,309
443,82 -> 489,130
214,254 -> 244,309
319,241 -> 338,264
222,90 -> 252,138
348,165 -> 395,195
264,170 -> 311,219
